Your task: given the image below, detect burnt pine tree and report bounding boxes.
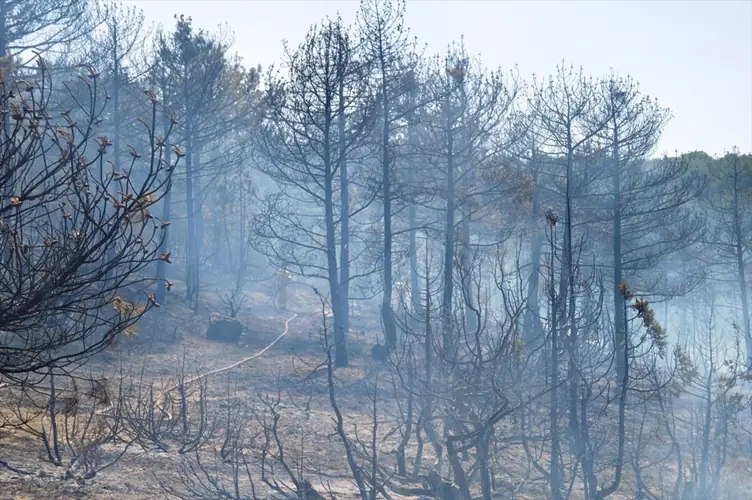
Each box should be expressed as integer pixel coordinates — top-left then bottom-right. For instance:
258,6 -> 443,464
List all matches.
703,150 -> 752,365
530,64 -> 606,498
590,74 -> 700,389
252,17 -> 374,367
418,43 -> 517,357
158,15 -> 232,310
595,75 -> 667,388
516,116 -> 546,346
356,0 -> 422,348
191,59 -> 259,273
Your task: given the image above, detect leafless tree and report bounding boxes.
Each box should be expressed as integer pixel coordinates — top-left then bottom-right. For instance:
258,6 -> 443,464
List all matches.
355,0 -> 427,349
252,16 -> 375,367
416,42 -> 519,360
0,54 -> 176,385
158,15 -> 256,310
0,0 -> 101,64
702,150 -> 752,366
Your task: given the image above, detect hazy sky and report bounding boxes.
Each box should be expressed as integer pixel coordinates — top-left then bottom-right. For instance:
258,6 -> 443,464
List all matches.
123,0 -> 752,157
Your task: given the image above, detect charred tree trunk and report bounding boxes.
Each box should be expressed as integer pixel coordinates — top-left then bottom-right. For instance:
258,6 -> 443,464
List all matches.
381,84 -> 397,348
420,243 -> 442,473
323,114 -> 346,367
182,66 -> 199,310
524,163 -> 544,345
338,79 -> 350,339
238,186 -> 248,279
564,139 -> 583,488
396,348 -> 414,476
460,211 -> 475,335
732,169 -> 752,365
184,142 -> 198,310
459,88 -> 475,338
548,223 -> 563,500
442,120 -> 456,358
407,97 -> 423,327
477,427 -> 492,500
0,3 -> 10,209
445,439 -> 471,500
193,151 -> 203,307
612,125 -> 627,390
108,25 -> 121,281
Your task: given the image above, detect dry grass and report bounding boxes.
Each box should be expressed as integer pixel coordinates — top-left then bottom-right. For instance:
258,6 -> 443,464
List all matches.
2,279 -> 752,499
0,281 -> 398,499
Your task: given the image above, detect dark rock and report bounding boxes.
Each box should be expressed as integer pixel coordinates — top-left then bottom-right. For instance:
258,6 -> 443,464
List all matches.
371,342 -> 388,363
206,313 -> 243,343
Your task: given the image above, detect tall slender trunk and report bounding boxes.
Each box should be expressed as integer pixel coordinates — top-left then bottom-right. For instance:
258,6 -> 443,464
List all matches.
680,255 -> 690,343
322,104 -> 346,366
325,170 -> 346,366
214,200 -> 224,271
700,364 -> 714,493
420,242 -> 441,472
406,93 -> 422,325
736,254 -> 751,365
184,125 -> 198,309
338,80 -> 350,338
181,64 -> 199,310
396,349 -> 414,476
0,6 -> 8,197
732,165 -> 752,365
112,28 -> 120,182
193,151 -> 203,305
599,296 -> 629,499
47,372 -> 62,465
0,5 -> 6,73
524,162 -> 543,345
440,108 -> 465,465
564,132 -> 582,474
459,91 -> 475,337
238,189 -> 248,279
477,427 -> 492,500
460,209 -> 474,334
548,230 -> 562,499
442,112 -> 455,357
598,125 -> 630,493
380,76 -> 397,348
1,7 -> 11,266
408,203 -> 421,319
612,124 -> 627,390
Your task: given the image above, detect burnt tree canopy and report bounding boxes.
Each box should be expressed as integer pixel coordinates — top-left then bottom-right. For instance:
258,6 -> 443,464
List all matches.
0,55 -> 177,382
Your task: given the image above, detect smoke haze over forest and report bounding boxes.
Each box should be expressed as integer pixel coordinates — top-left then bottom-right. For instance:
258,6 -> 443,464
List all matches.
0,1 -> 752,499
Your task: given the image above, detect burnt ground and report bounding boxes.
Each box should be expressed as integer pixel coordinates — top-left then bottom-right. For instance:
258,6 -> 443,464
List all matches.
1,278 -> 752,499
0,280 -> 434,500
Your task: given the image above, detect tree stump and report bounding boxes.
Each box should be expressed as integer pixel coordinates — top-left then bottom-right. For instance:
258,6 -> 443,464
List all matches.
206,313 -> 243,343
